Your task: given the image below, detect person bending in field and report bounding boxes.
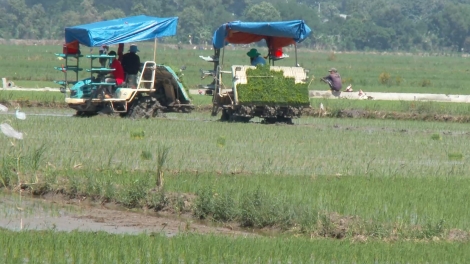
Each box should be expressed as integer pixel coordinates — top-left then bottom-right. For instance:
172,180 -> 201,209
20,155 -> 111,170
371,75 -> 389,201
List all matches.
100,50 -> 124,98
321,68 -> 342,93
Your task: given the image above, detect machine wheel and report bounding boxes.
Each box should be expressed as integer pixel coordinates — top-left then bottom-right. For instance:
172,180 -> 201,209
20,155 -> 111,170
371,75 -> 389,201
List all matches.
181,106 -> 192,114
276,116 -> 294,125
220,109 -> 231,121
211,104 -> 220,117
127,96 -> 164,119
263,116 -> 293,125
152,101 -> 165,118
230,115 -> 251,123
74,111 -> 98,117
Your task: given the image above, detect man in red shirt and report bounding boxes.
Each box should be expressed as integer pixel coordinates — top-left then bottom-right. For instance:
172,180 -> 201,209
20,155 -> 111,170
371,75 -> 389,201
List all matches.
102,50 -> 124,98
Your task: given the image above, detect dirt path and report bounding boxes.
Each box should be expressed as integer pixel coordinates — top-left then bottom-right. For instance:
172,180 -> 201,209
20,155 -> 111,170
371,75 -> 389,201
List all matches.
0,193 -> 254,237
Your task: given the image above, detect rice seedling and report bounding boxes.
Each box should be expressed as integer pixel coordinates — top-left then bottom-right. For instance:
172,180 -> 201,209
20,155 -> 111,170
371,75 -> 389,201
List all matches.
0,229 -> 469,263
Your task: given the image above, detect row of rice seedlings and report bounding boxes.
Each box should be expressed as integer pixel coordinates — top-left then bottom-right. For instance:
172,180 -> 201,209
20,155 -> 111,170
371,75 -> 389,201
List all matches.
0,229 -> 468,263
2,114 -> 470,178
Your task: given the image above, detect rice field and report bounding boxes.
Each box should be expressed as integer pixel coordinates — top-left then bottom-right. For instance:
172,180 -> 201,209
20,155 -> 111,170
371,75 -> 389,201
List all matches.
2,112 -> 470,177
1,229 -> 469,263
2,43 -> 470,262
2,43 -> 470,95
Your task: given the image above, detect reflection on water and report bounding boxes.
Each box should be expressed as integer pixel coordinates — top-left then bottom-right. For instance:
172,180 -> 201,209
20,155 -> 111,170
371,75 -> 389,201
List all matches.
0,192 -> 80,231
0,193 -> 177,236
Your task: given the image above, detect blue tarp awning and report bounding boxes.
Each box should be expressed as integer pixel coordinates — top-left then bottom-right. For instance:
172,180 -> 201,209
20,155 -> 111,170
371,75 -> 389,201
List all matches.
212,20 -> 312,49
65,15 -> 178,47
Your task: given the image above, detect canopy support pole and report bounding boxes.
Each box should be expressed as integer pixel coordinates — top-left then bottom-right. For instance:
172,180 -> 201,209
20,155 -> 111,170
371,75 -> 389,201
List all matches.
294,43 -> 298,66
153,38 -> 157,62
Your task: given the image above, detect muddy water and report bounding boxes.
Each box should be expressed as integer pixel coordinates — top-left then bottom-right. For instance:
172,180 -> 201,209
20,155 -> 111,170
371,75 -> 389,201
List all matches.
0,193 -> 252,237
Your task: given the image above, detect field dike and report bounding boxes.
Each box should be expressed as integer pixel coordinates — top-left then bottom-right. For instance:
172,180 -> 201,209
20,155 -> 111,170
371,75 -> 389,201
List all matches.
3,99 -> 470,123
1,169 -> 469,242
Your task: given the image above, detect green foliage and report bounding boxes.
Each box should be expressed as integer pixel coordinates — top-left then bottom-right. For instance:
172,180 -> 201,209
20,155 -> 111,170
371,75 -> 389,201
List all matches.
240,187 -> 281,228
448,152 -> 463,160
379,72 -> 391,85
4,0 -> 470,51
414,219 -> 446,239
420,79 -> 432,87
395,76 -> 403,86
140,150 -> 152,160
130,129 -> 145,139
327,52 -> 337,61
146,189 -> 168,211
236,65 -> 310,105
211,190 -> 238,222
0,156 -> 15,188
2,228 -> 470,263
193,186 -> 214,219
216,136 -> 226,148
431,133 -> 442,140
120,179 -> 148,208
244,2 -> 281,22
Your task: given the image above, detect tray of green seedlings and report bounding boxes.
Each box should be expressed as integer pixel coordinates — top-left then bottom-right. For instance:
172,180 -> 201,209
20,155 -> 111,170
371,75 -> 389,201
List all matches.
237,65 -> 310,106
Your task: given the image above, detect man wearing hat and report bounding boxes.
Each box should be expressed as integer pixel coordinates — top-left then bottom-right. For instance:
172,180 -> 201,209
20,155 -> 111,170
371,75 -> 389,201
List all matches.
246,48 -> 266,66
121,44 -> 141,88
321,68 -> 342,93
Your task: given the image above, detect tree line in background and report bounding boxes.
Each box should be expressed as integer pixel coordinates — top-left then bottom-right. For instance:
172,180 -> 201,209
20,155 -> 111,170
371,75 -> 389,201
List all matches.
1,0 -> 470,52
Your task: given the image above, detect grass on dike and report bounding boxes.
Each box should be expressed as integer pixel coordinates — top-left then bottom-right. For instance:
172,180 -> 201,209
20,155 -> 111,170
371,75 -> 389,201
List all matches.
1,229 -> 469,263
3,43 -> 470,95
1,114 -> 470,242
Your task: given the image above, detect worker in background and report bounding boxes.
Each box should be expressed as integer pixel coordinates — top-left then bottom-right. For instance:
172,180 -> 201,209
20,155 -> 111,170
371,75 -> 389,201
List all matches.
321,68 -> 342,93
246,48 -> 266,66
121,44 -> 141,89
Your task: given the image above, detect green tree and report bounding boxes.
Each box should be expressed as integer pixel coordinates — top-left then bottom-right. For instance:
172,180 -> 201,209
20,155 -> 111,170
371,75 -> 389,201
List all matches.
80,0 -> 100,24
59,10 -> 82,28
243,1 -> 281,22
130,3 -> 146,16
177,6 -> 205,44
430,3 -> 470,51
102,8 -> 126,20
130,0 -> 161,16
26,4 -> 48,39
0,9 -> 17,38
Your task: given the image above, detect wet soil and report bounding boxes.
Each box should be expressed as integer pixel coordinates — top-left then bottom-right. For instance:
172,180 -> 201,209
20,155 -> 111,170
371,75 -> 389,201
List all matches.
0,192 -> 254,237
3,99 -> 470,123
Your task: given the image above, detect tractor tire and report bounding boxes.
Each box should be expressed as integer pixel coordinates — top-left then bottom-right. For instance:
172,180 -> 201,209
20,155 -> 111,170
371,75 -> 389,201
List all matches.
263,116 -> 293,125
230,115 -> 251,123
127,96 -> 164,119
74,111 -> 98,117
220,109 -> 231,121
181,106 -> 192,114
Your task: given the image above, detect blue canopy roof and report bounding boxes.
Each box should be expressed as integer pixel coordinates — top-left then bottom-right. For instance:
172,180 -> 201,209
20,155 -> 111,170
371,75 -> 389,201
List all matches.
65,15 -> 178,47
212,20 -> 312,49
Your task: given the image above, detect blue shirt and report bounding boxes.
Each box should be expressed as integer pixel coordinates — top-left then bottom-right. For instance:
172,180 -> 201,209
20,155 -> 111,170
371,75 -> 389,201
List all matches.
251,56 -> 266,66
